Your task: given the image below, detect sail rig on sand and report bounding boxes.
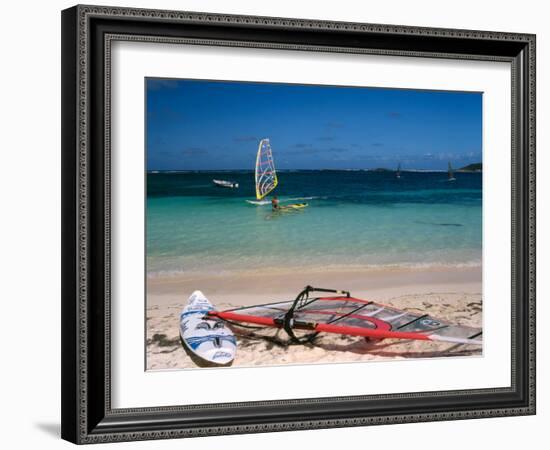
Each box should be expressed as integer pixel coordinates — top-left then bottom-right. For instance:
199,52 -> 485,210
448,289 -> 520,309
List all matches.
208,286 -> 482,346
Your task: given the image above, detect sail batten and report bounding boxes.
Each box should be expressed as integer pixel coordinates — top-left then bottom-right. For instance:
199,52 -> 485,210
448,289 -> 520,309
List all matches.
255,139 -> 278,200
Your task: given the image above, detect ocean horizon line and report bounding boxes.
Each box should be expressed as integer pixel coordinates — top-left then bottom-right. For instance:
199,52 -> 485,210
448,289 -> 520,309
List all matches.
147,168 -> 481,174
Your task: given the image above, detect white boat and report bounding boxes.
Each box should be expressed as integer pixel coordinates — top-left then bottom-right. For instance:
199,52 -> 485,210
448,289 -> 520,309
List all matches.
212,179 -> 239,189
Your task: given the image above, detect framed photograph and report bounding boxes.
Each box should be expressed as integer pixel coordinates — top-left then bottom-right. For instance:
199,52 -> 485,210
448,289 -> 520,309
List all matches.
61,5 -> 536,444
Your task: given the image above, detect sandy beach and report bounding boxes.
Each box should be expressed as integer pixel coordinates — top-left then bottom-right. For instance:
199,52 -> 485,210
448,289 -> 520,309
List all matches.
146,265 -> 482,370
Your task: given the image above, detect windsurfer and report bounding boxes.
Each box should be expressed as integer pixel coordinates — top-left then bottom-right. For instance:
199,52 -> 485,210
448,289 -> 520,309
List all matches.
271,196 -> 280,210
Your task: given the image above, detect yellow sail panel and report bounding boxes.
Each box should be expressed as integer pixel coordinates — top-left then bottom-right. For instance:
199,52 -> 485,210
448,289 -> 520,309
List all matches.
255,138 -> 278,200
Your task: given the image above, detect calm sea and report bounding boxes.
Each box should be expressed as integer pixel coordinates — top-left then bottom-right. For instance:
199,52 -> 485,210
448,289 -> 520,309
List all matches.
146,170 -> 482,276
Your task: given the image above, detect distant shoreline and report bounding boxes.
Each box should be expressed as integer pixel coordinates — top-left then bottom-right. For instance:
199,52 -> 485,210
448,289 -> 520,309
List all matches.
147,168 -> 483,174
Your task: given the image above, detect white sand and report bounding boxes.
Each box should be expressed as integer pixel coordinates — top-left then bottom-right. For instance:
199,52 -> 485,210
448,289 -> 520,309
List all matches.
146,266 -> 482,370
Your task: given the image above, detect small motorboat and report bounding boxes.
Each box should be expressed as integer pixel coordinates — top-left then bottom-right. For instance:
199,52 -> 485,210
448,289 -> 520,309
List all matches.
213,179 -> 239,189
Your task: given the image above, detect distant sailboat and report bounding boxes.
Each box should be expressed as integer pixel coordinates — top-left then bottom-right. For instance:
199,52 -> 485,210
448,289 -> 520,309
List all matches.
448,162 -> 456,181
396,163 -> 401,179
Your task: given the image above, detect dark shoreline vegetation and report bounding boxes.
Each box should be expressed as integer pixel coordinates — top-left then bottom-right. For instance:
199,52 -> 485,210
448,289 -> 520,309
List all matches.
458,163 -> 482,172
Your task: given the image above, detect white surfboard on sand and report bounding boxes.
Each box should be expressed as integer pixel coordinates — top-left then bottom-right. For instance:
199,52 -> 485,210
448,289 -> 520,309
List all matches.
179,291 -> 236,366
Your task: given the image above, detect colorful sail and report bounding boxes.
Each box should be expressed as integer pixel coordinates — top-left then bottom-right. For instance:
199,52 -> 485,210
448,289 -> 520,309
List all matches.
209,286 -> 482,346
255,138 -> 278,200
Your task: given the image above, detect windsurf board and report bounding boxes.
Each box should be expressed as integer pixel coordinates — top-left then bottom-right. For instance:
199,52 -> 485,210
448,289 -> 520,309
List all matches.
179,291 -> 236,366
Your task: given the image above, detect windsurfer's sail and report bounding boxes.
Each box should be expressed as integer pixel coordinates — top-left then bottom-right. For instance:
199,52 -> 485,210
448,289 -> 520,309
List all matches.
396,163 -> 401,178
255,138 -> 278,200
209,286 -> 482,346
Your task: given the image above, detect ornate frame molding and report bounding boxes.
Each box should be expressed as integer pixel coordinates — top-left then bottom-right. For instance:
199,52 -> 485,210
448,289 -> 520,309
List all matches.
61,5 -> 536,444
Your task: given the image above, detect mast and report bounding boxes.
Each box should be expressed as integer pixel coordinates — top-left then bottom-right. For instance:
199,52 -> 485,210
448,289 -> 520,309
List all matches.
448,162 -> 456,181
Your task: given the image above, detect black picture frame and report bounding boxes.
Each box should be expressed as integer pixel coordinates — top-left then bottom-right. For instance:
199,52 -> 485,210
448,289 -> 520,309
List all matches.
61,4 -> 536,444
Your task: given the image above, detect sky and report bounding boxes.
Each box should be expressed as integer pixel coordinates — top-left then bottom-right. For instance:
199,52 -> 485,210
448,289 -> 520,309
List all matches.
146,78 -> 482,171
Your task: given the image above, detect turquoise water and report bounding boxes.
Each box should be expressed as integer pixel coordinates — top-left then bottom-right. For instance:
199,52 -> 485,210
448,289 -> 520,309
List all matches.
147,171 -> 482,275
